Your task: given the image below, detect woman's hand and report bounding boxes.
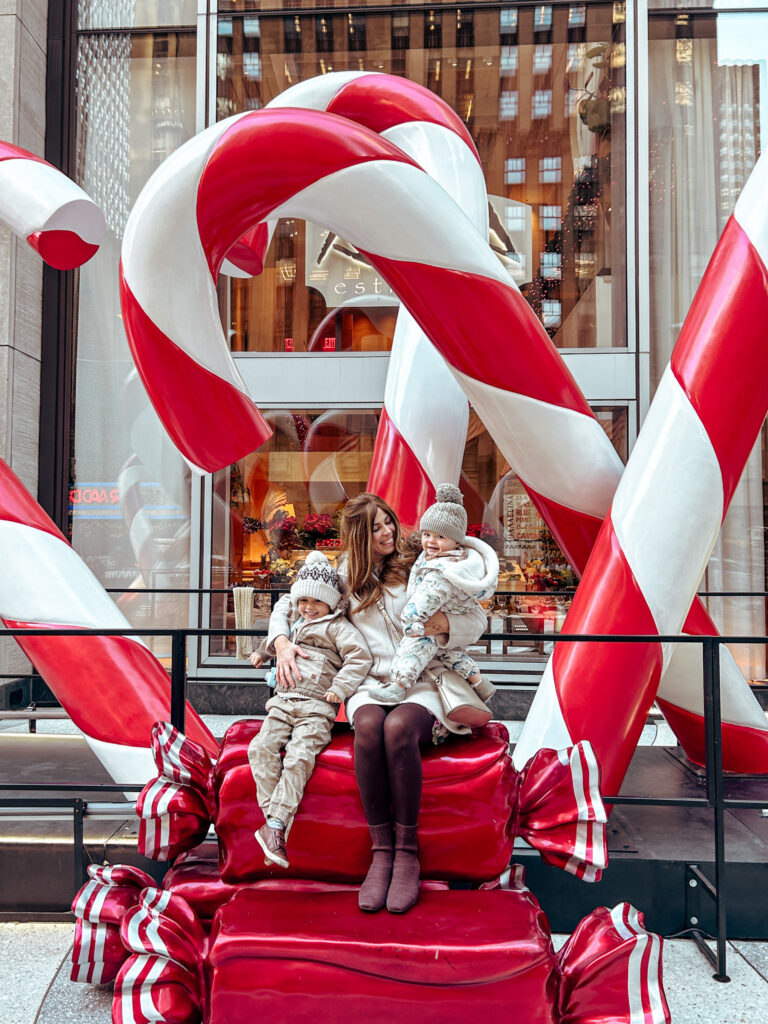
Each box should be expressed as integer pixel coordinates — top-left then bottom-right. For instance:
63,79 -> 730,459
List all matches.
422,610 -> 449,646
274,634 -> 310,688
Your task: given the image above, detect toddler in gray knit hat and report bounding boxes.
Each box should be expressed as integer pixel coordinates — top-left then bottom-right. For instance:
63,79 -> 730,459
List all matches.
370,483 -> 499,705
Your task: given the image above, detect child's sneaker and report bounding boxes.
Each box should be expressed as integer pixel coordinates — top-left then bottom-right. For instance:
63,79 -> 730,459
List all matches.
369,680 -> 407,703
255,823 -> 289,868
471,677 -> 496,703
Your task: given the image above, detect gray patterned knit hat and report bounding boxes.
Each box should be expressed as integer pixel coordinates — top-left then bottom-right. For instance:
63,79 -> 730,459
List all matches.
419,483 -> 467,544
291,550 -> 343,610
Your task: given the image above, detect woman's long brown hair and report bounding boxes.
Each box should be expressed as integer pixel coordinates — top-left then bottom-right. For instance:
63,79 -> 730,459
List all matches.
339,493 -> 412,611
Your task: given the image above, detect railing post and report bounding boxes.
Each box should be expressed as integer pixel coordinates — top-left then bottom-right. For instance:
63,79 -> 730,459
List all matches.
703,636 -> 730,982
170,630 -> 187,734
73,798 -> 85,891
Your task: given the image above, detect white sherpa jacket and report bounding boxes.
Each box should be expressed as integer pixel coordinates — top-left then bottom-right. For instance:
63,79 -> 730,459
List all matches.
402,536 -> 499,637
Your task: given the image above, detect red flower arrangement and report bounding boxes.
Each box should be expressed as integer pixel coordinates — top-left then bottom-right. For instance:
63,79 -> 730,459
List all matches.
303,513 -> 335,536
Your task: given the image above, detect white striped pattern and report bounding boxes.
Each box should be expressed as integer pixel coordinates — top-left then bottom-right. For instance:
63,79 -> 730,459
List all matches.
611,367 -> 724,668
452,369 -> 625,520
609,904 -> 667,1024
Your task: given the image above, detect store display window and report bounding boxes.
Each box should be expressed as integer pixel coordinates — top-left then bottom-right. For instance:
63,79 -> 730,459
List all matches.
208,404 -> 628,657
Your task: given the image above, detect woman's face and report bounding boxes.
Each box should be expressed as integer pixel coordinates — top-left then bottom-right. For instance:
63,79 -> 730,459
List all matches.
371,506 -> 396,563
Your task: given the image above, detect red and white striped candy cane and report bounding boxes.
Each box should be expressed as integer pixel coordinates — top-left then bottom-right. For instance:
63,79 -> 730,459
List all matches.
514,151 -> 768,796
269,73 -> 486,525
0,141 -> 104,269
0,458 -> 217,784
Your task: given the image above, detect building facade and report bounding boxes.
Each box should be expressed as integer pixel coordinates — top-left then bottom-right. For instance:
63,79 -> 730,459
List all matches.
1,0 -> 767,689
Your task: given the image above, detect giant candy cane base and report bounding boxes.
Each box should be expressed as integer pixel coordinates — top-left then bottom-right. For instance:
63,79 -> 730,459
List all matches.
0,460 -> 217,783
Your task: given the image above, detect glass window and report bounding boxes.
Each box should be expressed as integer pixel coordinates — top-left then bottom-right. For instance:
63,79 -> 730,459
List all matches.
534,6 -> 554,32
216,3 -> 627,352
533,45 -> 553,75
500,90 -> 519,120
539,205 -> 561,231
424,10 -> 442,49
78,1 -> 196,30
505,157 -> 526,185
501,45 -> 518,75
649,9 -> 768,681
569,6 -> 587,29
72,27 -> 196,646
500,8 -> 518,35
532,89 -> 553,118
539,156 -> 562,183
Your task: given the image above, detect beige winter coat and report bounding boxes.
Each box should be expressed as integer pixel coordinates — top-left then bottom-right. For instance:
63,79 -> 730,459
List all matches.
257,600 -> 372,703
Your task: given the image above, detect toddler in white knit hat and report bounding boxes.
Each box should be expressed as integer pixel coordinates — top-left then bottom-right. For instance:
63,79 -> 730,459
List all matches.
370,483 -> 498,704
248,551 -> 372,869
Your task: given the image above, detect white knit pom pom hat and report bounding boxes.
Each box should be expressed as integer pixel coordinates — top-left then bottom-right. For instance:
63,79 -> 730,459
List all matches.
419,483 -> 467,544
291,550 -> 343,610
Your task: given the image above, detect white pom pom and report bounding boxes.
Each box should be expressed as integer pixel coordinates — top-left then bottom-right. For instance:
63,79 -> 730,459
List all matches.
304,550 -> 328,566
434,482 -> 463,505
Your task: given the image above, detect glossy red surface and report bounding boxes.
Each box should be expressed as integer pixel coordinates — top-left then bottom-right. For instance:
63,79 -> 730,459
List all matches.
207,888 -> 559,1024
119,267 -> 272,471
214,721 -> 517,883
656,699 -> 768,773
367,407 -> 436,532
26,229 -> 99,270
5,622 -> 217,756
552,519 -> 663,799
671,217 -> 768,509
224,221 -> 270,275
0,141 -> 46,163
198,108 -> 417,280
0,459 -> 66,540
326,74 -> 481,164
524,486 -> 602,580
557,904 -> 669,1024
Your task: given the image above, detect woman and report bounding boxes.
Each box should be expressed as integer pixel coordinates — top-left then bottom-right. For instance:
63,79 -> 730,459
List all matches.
265,493 -> 487,914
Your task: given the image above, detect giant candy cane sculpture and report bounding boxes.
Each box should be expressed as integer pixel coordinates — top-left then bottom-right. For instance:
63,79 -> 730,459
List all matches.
268,72 -> 486,524
0,459 -> 218,783
120,76 -> 768,774
514,151 -> 768,795
0,141 -> 104,268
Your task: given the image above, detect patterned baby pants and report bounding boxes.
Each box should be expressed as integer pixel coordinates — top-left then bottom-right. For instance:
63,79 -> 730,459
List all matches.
389,636 -> 480,689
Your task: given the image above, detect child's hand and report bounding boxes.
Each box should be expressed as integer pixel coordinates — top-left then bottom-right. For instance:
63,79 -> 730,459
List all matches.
323,690 -> 341,704
249,651 -> 264,668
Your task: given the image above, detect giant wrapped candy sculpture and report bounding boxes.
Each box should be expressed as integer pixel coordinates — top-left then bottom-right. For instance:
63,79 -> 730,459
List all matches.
70,720 -> 670,1024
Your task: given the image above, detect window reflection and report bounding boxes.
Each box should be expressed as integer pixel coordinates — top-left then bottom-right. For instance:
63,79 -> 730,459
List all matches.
217,4 -> 626,351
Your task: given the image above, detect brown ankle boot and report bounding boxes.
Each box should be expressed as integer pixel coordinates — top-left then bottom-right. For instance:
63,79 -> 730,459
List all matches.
386,822 -> 420,914
358,822 -> 393,912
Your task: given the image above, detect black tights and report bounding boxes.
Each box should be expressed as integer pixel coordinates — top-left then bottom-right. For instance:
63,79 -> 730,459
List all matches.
353,703 -> 434,827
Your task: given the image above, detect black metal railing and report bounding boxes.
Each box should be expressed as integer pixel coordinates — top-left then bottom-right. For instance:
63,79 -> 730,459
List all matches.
1,622 -> 768,978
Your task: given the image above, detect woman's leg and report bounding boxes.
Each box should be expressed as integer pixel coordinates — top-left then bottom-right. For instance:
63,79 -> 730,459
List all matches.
353,704 -> 394,912
382,703 -> 434,825
382,703 -> 433,913
353,704 -> 391,824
